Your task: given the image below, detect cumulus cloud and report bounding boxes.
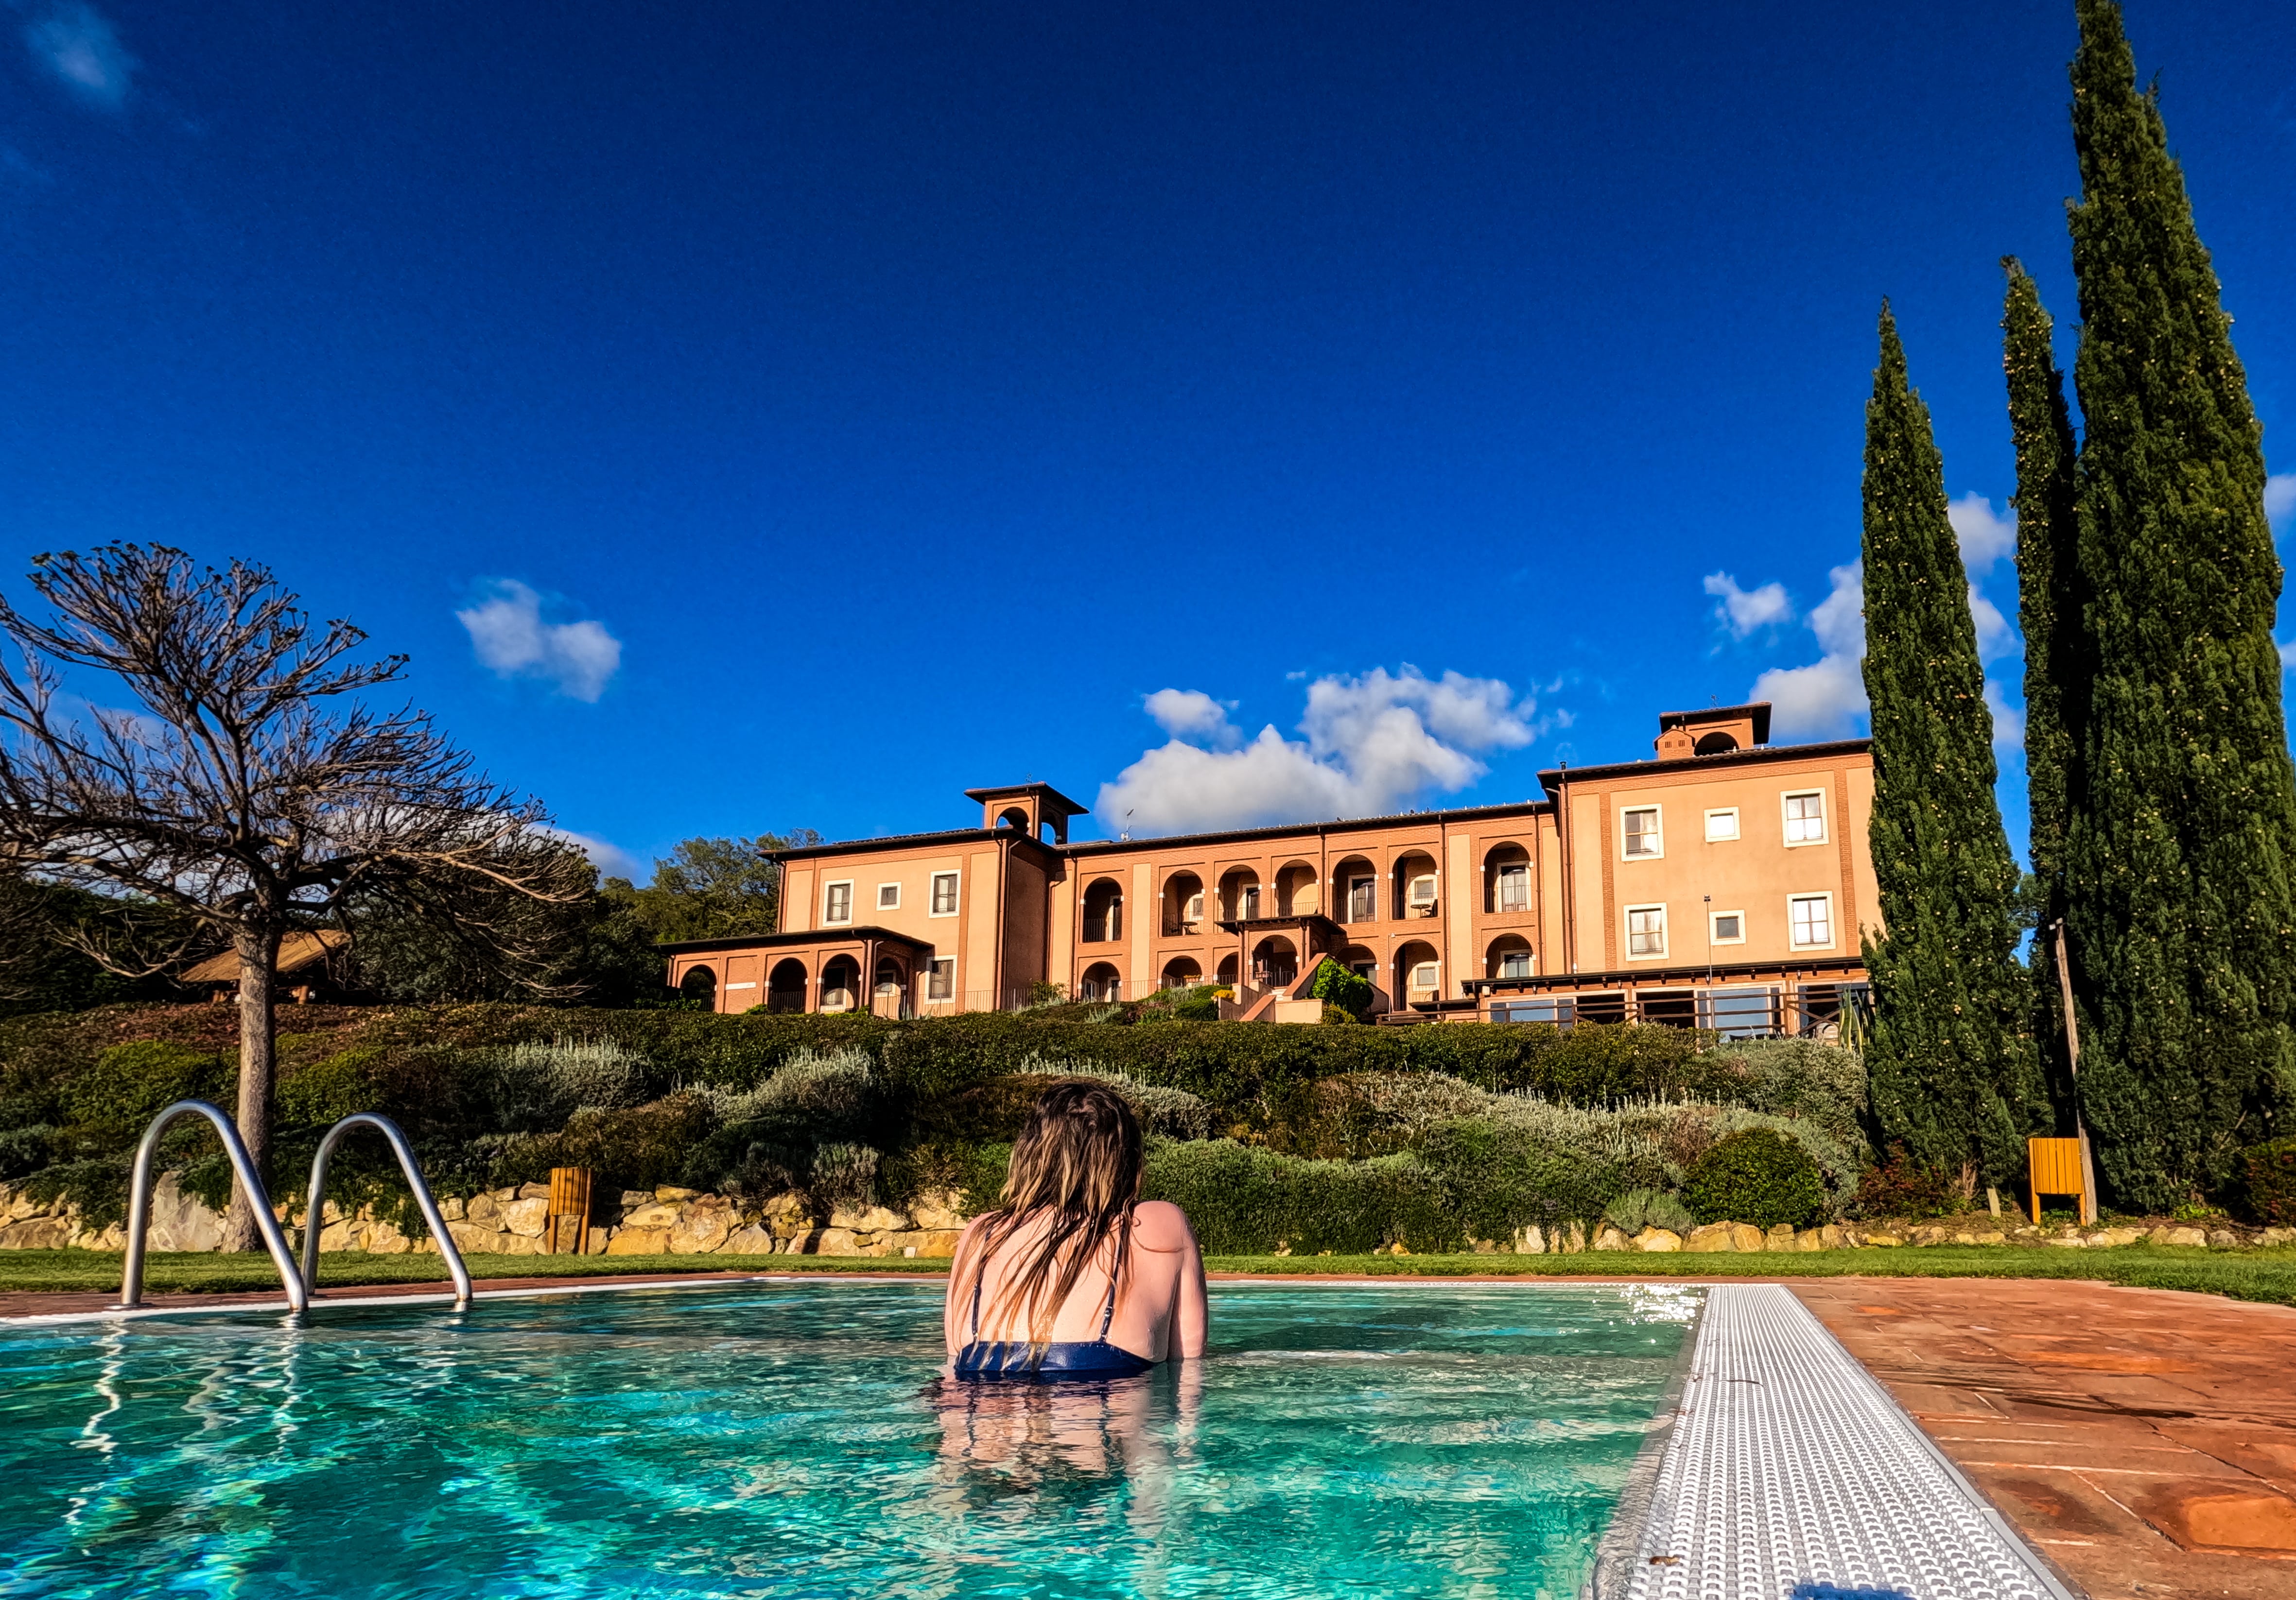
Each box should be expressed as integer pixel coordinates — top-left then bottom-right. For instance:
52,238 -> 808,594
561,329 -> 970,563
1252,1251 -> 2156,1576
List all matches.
2267,474 -> 2296,530
545,826 -> 644,882
1751,563 -> 1868,739
456,580 -> 622,702
25,3 -> 134,109
1983,678 -> 2025,754
1947,492 -> 2017,572
1967,584 -> 2017,661
1703,571 -> 1794,638
1096,667 -> 1540,837
2281,637 -> 2296,673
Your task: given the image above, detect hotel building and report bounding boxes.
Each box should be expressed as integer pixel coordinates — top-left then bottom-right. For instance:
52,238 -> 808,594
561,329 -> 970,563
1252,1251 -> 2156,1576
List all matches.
661,702 -> 1877,1033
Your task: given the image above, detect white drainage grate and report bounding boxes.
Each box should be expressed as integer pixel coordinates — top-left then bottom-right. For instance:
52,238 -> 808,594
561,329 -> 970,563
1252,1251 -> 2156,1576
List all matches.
1613,1284 -> 2073,1600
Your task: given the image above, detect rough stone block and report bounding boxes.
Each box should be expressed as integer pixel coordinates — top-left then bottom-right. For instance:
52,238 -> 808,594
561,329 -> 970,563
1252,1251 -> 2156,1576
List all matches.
831,1204 -> 909,1233
1513,1224 -> 1545,1255
446,1220 -> 507,1254
148,1173 -> 224,1254
464,1192 -> 501,1225
436,1195 -> 465,1222
605,1227 -> 671,1255
2150,1225 -> 2208,1248
1592,1225 -> 1633,1252
621,1202 -> 682,1230
1861,1231 -> 1903,1247
1,1214 -> 73,1249
721,1225 -> 777,1256
813,1227 -> 861,1256
1766,1224 -> 1797,1251
1635,1227 -> 1682,1253
498,1198 -> 549,1237
912,1229 -> 963,1258
668,1214 -> 731,1254
1685,1222 -> 1737,1253
655,1186 -> 700,1201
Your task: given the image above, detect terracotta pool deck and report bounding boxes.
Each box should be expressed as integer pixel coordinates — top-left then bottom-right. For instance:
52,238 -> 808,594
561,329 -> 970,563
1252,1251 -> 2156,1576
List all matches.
7,1269 -> 2292,1598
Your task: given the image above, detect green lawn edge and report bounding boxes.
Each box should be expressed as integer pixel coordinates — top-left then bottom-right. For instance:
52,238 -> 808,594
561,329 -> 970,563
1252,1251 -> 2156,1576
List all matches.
5,1244 -> 2295,1308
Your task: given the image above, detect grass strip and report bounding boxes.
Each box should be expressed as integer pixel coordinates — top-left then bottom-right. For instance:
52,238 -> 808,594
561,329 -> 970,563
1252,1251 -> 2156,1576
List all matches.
2,1244 -> 2293,1307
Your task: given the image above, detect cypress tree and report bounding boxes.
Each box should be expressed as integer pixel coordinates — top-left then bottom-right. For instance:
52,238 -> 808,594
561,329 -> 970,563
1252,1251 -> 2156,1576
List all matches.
2060,0 -> 2296,1207
2001,260 -> 2082,1109
1860,307 -> 2048,1188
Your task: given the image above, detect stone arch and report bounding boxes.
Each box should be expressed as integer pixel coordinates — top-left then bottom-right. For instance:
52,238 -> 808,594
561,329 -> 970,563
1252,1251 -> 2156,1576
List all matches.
1274,860 -> 1320,916
1219,867 -> 1261,921
1332,855 -> 1379,924
766,958 -> 807,1014
1079,962 -> 1123,1002
1160,956 -> 1202,991
873,956 -> 909,1019
997,806 -> 1031,831
1215,952 -> 1239,987
1694,730 -> 1739,756
1394,940 -> 1441,1001
1485,934 -> 1534,981
1162,870 -> 1205,935
1082,877 -> 1125,943
1251,934 -> 1299,989
1392,850 -> 1439,919
819,955 -> 862,1014
1484,842 -> 1532,914
678,964 -> 717,1007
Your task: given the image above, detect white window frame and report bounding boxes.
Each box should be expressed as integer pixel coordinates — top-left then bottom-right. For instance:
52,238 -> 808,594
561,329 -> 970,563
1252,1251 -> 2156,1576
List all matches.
876,883 -> 901,911
928,872 -> 960,917
1183,892 -> 1204,922
822,880 -> 854,925
1494,947 -> 1534,980
1621,805 -> 1664,860
1782,789 -> 1828,847
1708,908 -> 1746,946
1407,873 -> 1439,911
1788,892 -> 1836,949
1408,960 -> 1441,990
1704,808 -> 1740,843
1494,862 -> 1531,912
927,958 -> 955,1002
1624,902 -> 1668,960
1347,876 -> 1377,921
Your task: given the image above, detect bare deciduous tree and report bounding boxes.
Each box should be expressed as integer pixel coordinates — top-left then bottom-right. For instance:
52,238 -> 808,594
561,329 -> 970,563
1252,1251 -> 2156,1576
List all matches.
0,546 -> 590,1249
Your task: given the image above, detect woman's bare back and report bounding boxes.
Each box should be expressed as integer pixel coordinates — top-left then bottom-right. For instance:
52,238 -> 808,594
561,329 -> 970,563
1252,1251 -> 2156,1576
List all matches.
945,1200 -> 1208,1364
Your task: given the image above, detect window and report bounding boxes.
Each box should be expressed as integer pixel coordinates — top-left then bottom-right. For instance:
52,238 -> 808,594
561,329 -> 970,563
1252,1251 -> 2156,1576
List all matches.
1348,877 -> 1376,921
1783,791 -> 1826,845
1409,961 -> 1440,989
927,959 -> 954,1001
1705,808 -> 1739,843
1348,960 -> 1375,981
930,872 -> 960,916
1407,874 -> 1438,912
1789,893 -> 1834,948
1622,807 -> 1662,858
1497,949 -> 1533,979
876,883 -> 901,911
1496,863 -> 1530,912
1239,885 -> 1260,919
1494,998 -> 1573,1026
823,881 -> 852,924
1626,903 -> 1667,958
1709,909 -> 1745,945
1184,892 -> 1204,922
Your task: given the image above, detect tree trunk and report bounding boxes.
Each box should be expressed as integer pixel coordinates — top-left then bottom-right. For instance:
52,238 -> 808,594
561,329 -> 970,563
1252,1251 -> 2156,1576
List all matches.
222,923 -> 280,1252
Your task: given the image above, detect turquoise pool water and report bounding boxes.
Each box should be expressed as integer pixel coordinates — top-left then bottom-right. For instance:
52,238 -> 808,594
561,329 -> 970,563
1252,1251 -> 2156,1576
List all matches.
0,1281 -> 1697,1599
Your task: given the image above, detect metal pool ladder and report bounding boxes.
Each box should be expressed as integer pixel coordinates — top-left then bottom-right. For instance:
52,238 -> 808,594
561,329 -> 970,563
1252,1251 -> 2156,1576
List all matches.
300,1113 -> 472,1309
118,1099 -> 308,1312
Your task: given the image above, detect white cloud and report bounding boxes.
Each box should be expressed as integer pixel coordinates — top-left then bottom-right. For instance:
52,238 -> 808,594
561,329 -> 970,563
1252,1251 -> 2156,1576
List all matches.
545,826 -> 643,882
1751,563 -> 1868,739
25,4 -> 134,110
1143,688 -> 1237,746
2267,474 -> 2296,530
1702,571 -> 1794,638
1983,678 -> 2024,753
1096,667 -> 1540,836
455,580 -> 622,702
1967,584 -> 2018,661
1948,492 -> 2017,572
2280,638 -> 2296,673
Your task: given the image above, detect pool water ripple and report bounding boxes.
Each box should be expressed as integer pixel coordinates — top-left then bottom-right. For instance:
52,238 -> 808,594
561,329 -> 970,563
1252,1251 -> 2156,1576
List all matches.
2,1281 -> 1696,1599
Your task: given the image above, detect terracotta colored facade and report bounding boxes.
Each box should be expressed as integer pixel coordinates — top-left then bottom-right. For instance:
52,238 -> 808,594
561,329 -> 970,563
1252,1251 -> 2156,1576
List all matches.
661,703 -> 1878,1031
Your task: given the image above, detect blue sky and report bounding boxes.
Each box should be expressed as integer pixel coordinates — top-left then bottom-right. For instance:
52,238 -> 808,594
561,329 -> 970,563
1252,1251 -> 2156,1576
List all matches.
4,2 -> 2294,877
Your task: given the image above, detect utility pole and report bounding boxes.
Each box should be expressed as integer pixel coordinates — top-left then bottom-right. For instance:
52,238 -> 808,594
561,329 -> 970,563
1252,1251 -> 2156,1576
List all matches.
2051,918 -> 2100,1224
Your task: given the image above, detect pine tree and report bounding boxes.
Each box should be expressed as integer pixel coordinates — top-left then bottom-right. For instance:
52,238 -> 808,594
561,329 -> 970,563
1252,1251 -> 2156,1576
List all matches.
2060,0 -> 2296,1208
1860,306 -> 2049,1187
2002,260 -> 2082,1112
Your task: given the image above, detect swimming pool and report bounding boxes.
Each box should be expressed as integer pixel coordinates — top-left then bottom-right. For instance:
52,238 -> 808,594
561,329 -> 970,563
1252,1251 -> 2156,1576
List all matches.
1,1280 -> 1699,1599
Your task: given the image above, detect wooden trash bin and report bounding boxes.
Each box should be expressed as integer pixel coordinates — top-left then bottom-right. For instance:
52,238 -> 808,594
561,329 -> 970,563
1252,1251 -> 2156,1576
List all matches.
2027,1136 -> 2096,1226
544,1167 -> 593,1255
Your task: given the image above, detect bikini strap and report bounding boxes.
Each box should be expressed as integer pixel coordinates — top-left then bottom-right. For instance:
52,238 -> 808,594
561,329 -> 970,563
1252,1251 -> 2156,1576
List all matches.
1097,1214 -> 1131,1340
968,1249 -> 985,1339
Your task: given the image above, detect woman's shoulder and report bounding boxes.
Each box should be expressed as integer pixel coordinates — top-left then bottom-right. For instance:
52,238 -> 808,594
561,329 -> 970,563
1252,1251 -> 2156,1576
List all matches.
1129,1200 -> 1199,1251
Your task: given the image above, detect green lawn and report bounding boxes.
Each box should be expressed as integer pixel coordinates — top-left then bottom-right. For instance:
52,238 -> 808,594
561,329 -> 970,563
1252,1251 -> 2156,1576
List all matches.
6,1243 -> 2296,1308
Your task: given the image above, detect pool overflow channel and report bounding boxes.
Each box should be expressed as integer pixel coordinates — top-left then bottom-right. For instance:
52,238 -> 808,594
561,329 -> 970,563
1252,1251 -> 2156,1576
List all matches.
115,1100 -> 472,1313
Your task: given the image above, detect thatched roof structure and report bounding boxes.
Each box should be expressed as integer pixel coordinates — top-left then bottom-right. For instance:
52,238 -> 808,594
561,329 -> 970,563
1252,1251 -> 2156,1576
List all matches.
181,928 -> 350,986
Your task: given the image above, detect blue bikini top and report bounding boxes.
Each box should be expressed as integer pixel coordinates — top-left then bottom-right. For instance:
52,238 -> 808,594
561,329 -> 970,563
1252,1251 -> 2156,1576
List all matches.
953,1249 -> 1155,1383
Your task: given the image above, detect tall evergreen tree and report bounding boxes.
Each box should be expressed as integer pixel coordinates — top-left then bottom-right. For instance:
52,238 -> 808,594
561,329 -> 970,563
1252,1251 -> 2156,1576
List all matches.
2001,260 -> 2082,1111
1860,307 -> 2048,1187
2060,0 -> 2296,1207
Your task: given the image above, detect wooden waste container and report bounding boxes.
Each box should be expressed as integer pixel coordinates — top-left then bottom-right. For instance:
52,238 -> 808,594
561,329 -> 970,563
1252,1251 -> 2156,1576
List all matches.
545,1167 -> 593,1254
2027,1137 -> 2095,1226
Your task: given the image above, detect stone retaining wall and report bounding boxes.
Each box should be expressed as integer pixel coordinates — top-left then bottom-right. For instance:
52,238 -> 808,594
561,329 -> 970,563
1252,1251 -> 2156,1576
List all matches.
0,1180 -> 973,1260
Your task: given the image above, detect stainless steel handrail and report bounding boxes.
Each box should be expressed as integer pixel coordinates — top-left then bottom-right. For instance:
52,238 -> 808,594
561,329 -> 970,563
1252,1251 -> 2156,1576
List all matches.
300,1113 -> 472,1308
118,1099 -> 308,1312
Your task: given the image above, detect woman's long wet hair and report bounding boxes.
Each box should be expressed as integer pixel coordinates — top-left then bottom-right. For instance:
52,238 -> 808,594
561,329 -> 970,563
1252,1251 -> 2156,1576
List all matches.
964,1081 -> 1144,1355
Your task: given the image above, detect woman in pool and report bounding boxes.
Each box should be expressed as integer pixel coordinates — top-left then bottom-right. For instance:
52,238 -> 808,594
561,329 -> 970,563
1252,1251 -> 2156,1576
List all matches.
945,1080 -> 1207,1379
